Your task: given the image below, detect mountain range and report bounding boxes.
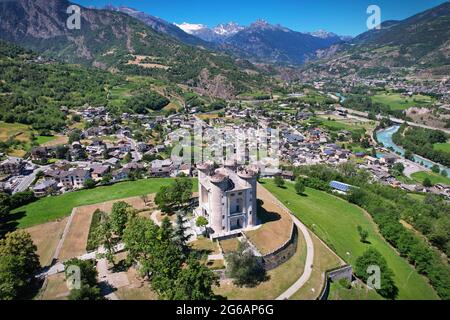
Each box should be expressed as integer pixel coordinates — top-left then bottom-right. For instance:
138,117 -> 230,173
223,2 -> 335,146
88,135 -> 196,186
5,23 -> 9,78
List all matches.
0,0 -> 274,99
0,0 -> 448,98
299,1 -> 450,80
102,6 -> 348,65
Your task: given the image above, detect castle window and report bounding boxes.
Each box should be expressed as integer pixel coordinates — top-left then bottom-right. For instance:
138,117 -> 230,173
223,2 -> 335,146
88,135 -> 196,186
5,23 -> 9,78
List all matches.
238,192 -> 242,195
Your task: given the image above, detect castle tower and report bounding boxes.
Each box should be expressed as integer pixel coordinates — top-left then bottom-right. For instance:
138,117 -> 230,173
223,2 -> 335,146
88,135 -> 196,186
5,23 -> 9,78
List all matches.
237,166 -> 258,226
209,171 -> 228,233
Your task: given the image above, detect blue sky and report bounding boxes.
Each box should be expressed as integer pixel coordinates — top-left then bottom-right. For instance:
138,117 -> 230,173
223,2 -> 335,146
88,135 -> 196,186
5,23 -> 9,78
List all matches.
75,0 -> 448,36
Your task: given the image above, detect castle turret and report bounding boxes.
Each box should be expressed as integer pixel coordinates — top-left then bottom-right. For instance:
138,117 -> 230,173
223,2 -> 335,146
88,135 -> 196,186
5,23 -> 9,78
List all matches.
209,171 -> 228,234
237,166 -> 258,226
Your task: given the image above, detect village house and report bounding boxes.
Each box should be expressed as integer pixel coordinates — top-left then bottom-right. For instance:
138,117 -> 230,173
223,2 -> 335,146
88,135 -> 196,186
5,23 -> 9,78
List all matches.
33,179 -> 58,197
31,147 -> 50,164
91,165 -> 110,181
151,159 -> 173,177
0,157 -> 25,176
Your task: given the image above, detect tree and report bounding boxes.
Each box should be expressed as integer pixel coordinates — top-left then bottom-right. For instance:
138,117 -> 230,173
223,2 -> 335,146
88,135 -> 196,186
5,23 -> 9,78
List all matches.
0,231 -> 40,299
68,284 -> 105,300
93,216 -> 119,266
84,178 -> 97,189
423,177 -> 433,188
196,216 -> 209,236
155,178 -> 193,213
171,257 -> 219,300
149,219 -> 184,296
355,248 -> 398,299
274,175 -> 285,188
431,165 -> 440,174
122,216 -> 159,277
174,212 -> 191,256
155,186 -> 172,213
102,173 -> 112,184
294,178 -> 305,195
225,240 -> 267,287
9,191 -> 36,209
55,145 -> 69,159
357,225 -> 369,243
0,192 -> 10,218
441,170 -> 448,178
404,150 -> 414,161
68,129 -> 82,144
390,163 -> 405,177
110,202 -> 133,237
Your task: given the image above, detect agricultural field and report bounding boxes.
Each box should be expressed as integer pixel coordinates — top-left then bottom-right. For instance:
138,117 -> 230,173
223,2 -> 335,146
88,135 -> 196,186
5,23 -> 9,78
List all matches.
411,171 -> 450,186
12,178 -> 197,228
314,116 -> 375,135
372,93 -> 434,111
0,122 -> 65,156
262,179 -> 438,300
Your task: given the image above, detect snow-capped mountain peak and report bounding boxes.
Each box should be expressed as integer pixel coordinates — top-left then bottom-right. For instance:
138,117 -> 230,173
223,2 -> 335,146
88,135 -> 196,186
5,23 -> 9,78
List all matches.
175,22 -> 208,34
308,29 -> 338,39
213,22 -> 244,36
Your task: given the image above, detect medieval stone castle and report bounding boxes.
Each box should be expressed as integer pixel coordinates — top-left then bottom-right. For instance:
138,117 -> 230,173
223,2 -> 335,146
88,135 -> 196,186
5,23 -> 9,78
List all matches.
196,161 -> 258,238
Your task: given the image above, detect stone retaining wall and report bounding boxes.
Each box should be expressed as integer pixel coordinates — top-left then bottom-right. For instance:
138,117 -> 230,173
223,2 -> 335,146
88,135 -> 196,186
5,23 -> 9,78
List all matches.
261,224 -> 298,271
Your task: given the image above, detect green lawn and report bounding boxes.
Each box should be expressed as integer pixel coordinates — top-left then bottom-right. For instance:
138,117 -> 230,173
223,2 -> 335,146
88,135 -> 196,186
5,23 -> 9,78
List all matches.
314,117 -> 366,134
411,171 -> 450,186
433,143 -> 450,154
372,93 -> 434,111
36,135 -> 57,145
262,179 -> 438,300
12,178 -> 198,228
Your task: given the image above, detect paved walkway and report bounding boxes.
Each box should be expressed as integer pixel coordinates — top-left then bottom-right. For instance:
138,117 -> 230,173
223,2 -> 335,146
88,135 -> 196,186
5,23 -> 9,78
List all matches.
37,243 -> 125,278
276,214 -> 314,300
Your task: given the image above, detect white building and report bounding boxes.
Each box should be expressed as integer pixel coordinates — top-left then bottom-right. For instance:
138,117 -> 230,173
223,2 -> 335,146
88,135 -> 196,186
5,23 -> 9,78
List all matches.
196,161 -> 258,238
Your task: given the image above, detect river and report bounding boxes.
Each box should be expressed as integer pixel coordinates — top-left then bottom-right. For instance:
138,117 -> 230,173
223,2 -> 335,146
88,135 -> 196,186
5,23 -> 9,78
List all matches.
376,125 -> 450,173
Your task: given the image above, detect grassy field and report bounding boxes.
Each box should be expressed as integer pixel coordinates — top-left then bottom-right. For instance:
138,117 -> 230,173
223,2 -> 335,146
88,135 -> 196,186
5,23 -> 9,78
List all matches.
372,93 -> 434,111
262,179 -> 438,300
35,135 -> 57,145
411,171 -> 450,186
0,122 -> 63,155
433,143 -> 450,154
314,117 -> 370,135
290,232 -> 344,300
408,193 -> 427,202
12,178 -> 197,228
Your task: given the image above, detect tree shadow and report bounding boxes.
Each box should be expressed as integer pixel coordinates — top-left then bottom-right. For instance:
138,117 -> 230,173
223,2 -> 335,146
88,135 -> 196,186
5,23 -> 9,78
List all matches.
111,259 -> 130,273
98,281 -> 117,297
0,211 -> 25,238
256,200 -> 281,224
